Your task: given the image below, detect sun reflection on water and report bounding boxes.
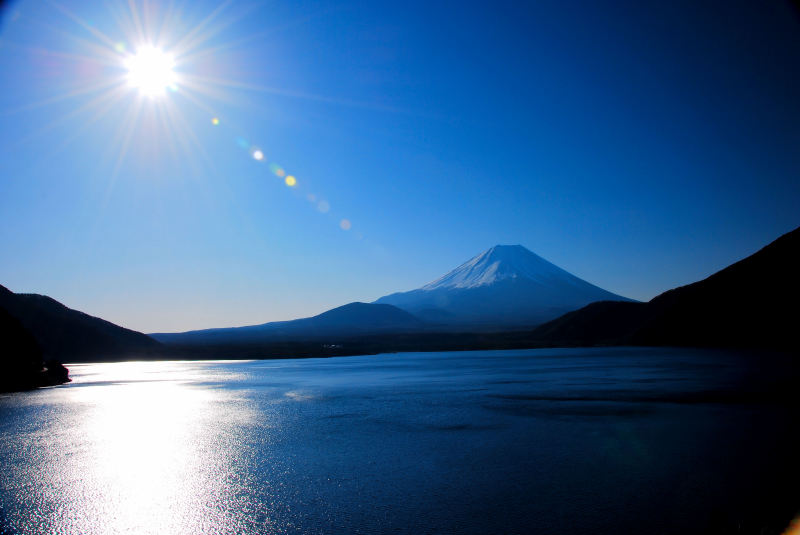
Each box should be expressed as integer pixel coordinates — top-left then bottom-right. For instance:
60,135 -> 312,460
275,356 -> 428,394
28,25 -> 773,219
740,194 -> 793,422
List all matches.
2,362 -> 270,535
78,382 -> 208,532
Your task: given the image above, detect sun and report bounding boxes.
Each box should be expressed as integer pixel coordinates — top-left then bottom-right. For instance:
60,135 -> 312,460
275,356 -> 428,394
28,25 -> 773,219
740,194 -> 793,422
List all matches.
124,46 -> 177,97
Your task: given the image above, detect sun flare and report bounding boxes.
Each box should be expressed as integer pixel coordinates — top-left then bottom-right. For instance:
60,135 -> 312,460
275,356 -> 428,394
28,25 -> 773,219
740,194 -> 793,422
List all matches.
124,46 -> 177,97
8,1 -> 358,237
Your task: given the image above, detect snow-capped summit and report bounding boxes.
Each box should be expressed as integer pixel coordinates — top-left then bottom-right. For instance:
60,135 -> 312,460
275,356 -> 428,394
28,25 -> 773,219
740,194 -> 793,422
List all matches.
375,244 -> 633,328
421,244 -> 581,290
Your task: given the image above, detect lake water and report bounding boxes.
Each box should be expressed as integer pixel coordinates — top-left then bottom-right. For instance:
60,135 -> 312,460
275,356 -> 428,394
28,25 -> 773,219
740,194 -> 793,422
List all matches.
1,347 -> 798,534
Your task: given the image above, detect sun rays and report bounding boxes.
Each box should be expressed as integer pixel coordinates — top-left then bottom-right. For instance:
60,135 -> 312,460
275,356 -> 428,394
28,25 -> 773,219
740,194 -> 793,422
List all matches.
4,0 -> 362,238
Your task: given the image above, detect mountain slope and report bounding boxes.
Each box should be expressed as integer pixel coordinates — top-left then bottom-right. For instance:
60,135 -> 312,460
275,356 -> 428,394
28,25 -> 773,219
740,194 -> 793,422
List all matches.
375,245 -> 633,327
0,284 -> 161,361
0,307 -> 70,391
152,302 -> 425,345
531,226 -> 800,350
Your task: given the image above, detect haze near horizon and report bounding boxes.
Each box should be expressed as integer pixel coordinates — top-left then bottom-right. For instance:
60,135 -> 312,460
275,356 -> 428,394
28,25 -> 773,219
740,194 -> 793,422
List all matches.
0,0 -> 798,332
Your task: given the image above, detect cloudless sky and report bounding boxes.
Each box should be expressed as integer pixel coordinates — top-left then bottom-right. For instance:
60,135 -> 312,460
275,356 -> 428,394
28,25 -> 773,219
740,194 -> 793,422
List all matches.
0,0 -> 798,332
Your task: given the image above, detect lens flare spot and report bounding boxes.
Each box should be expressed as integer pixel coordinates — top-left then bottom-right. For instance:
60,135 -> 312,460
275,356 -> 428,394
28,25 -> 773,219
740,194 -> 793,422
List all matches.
285,175 -> 296,187
340,219 -> 351,230
275,168 -> 285,177
211,117 -> 219,126
317,200 -> 330,213
115,42 -> 126,53
252,149 -> 264,161
307,194 -> 317,202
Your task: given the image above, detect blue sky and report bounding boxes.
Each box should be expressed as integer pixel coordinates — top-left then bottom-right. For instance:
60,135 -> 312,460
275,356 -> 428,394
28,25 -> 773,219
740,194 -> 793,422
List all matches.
0,0 -> 798,332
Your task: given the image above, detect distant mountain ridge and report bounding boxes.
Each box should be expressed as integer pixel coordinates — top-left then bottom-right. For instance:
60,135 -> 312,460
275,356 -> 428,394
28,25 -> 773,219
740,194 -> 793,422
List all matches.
375,244 -> 633,327
0,284 -> 160,361
4,227 -> 797,369
154,245 -> 632,344
151,302 -> 425,345
530,225 -> 800,351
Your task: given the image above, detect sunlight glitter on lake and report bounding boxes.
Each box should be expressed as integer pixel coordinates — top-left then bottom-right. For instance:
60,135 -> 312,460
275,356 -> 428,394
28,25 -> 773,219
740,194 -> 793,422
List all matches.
2,351 -> 798,534
3,362 -> 268,534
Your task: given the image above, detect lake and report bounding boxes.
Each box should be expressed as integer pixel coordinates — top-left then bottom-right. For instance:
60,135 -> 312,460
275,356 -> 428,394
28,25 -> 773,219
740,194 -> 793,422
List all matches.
1,347 -> 798,534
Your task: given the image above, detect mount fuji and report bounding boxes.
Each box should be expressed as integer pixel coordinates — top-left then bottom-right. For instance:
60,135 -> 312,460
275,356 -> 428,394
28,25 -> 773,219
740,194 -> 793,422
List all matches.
152,244 -> 633,346
374,245 -> 634,328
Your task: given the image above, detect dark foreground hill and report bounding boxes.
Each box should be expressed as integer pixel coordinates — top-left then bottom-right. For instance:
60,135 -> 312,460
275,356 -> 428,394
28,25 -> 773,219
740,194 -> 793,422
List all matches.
530,226 -> 800,351
0,307 -> 69,392
0,284 -> 161,365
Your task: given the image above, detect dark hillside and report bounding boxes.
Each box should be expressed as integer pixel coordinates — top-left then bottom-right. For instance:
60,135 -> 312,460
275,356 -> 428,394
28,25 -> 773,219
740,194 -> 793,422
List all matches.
0,284 -> 161,361
531,226 -> 800,352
